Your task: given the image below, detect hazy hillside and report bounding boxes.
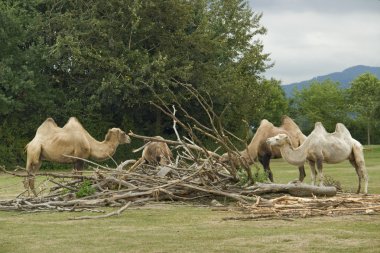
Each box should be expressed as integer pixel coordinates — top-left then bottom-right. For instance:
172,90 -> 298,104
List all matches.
282,65 -> 380,97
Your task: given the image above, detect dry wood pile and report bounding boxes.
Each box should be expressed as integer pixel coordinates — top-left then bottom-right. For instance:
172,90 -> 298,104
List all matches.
221,194 -> 380,220
0,162 -> 254,216
1,82 -> 378,220
1,164 -> 378,220
1,165 -> 378,221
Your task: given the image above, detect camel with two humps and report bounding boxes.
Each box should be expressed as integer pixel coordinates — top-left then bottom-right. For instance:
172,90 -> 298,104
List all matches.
266,122 -> 368,194
222,116 -> 309,183
25,117 -> 131,196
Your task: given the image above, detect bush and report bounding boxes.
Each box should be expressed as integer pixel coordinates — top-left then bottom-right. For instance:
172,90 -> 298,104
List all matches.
237,166 -> 269,185
76,180 -> 96,198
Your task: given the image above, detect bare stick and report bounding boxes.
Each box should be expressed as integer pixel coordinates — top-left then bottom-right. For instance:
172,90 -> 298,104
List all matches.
69,201 -> 131,220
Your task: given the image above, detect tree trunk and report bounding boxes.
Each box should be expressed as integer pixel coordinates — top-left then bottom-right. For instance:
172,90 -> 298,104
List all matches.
367,120 -> 371,146
246,183 -> 337,197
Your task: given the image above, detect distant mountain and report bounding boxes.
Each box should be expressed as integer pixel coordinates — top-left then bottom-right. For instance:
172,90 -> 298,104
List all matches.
282,65 -> 380,97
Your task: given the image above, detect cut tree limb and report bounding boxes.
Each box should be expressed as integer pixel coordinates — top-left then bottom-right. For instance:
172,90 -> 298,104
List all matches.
246,183 -> 337,197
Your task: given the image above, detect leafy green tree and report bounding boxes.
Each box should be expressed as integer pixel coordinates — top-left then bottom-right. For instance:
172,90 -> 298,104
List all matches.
349,73 -> 380,145
0,1 -> 57,165
35,0 -> 271,132
291,80 -> 349,132
254,78 -> 288,124
0,0 -> 278,166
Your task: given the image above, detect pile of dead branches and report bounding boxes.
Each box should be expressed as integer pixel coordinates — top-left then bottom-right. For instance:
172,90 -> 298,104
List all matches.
0,82 -> 377,220
0,163 -> 253,210
1,165 -> 378,220
221,194 -> 380,220
0,82 -> 257,218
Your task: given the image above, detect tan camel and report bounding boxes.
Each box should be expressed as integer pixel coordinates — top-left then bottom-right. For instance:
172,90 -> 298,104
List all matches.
222,116 -> 308,182
25,117 -> 131,195
129,136 -> 173,172
266,122 -> 368,194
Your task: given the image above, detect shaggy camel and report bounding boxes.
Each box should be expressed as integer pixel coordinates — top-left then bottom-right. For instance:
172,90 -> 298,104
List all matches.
25,117 -> 131,195
129,136 -> 173,172
222,116 -> 308,182
266,122 -> 368,194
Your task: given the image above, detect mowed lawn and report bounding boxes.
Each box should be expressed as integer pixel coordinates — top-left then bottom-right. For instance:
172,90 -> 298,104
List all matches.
0,146 -> 379,253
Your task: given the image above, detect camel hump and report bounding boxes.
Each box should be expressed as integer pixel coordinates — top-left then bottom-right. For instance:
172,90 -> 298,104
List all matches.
64,117 -> 84,129
45,117 -> 56,124
68,117 -> 81,124
281,115 -> 292,124
281,115 -> 298,128
35,117 -> 58,135
314,122 -> 326,131
335,123 -> 351,135
259,119 -> 273,128
41,117 -> 57,127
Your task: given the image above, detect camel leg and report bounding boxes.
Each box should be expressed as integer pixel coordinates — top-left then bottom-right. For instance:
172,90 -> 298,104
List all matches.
259,154 -> 273,182
25,161 -> 41,197
73,160 -> 84,175
349,159 -> 361,194
351,145 -> 369,194
316,158 -> 324,187
309,161 -> 317,186
349,158 -> 368,194
298,165 -> 306,182
360,162 -> 369,194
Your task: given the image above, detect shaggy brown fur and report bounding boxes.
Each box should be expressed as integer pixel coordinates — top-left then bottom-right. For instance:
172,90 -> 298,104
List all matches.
129,136 -> 173,172
25,117 -> 131,195
222,116 -> 308,182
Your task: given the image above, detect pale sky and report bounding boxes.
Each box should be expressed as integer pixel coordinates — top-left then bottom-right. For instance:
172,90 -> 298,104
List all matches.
249,0 -> 380,84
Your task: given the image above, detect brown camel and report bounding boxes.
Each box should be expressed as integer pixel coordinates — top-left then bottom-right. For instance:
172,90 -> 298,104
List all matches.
129,136 -> 173,172
266,122 -> 368,194
222,116 -> 308,182
25,117 -> 131,195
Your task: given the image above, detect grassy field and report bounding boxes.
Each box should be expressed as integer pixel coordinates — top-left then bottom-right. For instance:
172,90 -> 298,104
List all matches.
0,146 -> 379,253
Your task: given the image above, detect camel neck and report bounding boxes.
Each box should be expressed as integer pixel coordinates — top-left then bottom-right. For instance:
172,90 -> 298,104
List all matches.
87,134 -> 119,161
279,142 -> 307,166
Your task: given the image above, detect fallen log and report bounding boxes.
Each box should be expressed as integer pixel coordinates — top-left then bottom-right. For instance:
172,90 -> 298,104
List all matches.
221,194 -> 380,220
246,183 -> 337,197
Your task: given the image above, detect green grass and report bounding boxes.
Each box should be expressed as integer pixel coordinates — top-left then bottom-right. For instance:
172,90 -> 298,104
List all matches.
0,146 -> 379,253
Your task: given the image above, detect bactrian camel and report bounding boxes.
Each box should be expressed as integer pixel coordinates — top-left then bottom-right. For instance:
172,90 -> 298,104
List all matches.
25,117 -> 131,195
129,136 -> 173,172
222,116 -> 308,182
266,122 -> 368,194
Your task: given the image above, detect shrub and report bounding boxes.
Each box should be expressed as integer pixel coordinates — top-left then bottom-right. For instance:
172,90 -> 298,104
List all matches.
237,166 -> 269,185
76,180 -> 96,198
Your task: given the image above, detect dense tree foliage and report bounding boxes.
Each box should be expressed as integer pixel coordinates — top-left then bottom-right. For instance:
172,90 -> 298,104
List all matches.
0,0 -> 378,167
290,80 -> 350,133
0,0 -> 279,166
289,75 -> 380,143
349,73 -> 380,145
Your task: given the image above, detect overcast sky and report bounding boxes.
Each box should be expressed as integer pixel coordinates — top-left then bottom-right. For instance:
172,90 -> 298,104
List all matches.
248,0 -> 380,84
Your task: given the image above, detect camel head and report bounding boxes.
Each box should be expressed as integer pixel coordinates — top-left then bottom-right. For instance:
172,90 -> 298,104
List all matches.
106,128 -> 131,144
266,133 -> 290,147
